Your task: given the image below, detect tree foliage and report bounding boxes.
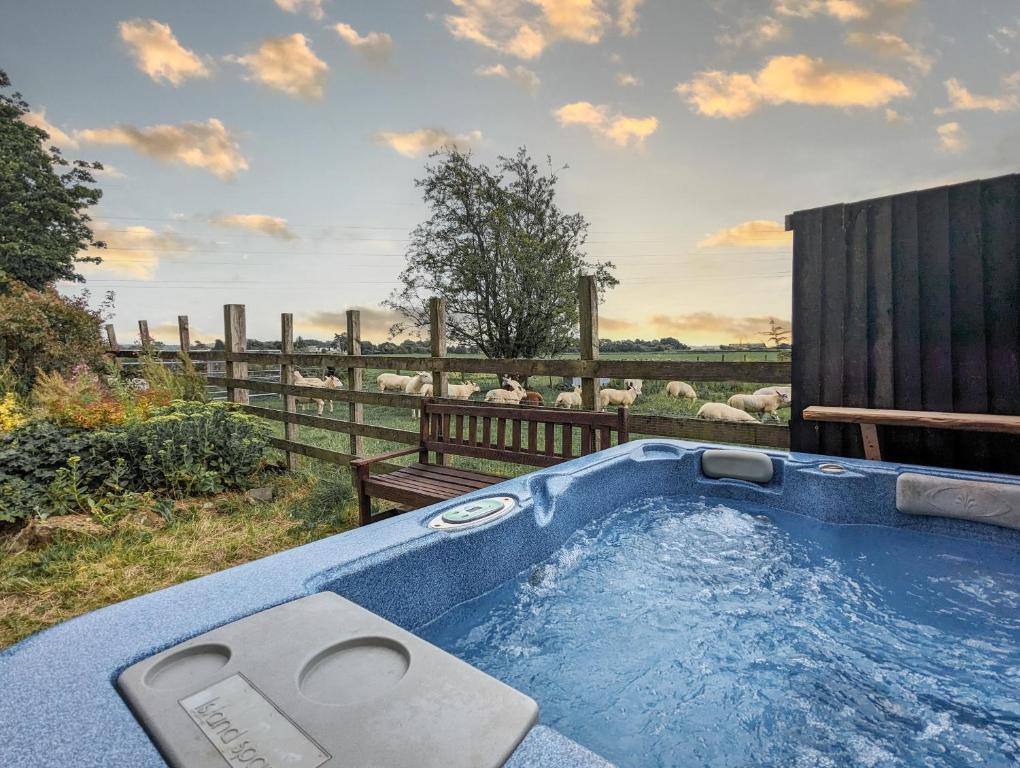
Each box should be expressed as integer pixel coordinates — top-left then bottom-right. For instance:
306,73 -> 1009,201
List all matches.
0,68 -> 105,289
385,147 -> 616,359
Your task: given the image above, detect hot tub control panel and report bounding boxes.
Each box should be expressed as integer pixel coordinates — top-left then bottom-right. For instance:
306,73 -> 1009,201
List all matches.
431,496 -> 517,530
117,592 -> 537,768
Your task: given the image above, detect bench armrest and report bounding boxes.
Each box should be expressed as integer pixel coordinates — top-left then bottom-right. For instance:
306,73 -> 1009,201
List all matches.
350,446 -> 418,468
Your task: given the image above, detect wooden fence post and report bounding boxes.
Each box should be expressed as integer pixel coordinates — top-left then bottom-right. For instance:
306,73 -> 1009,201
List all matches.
177,315 -> 190,357
578,275 -> 600,412
105,324 -> 118,351
429,297 -> 448,465
280,313 -> 298,471
138,320 -> 151,353
223,304 -> 248,404
347,309 -> 364,457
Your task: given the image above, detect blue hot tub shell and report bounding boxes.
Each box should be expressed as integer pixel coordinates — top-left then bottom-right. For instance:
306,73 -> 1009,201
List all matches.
2,439 -> 1020,767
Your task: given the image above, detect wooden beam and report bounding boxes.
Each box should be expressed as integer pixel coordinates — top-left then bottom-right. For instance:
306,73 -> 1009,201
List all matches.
629,413 -> 790,449
280,313 -> 298,471
242,404 -> 418,444
223,304 -> 248,404
104,324 -> 118,351
804,406 -> 1020,434
860,423 -> 882,460
138,320 -> 151,352
578,274 -> 599,411
206,376 -> 420,407
429,297 -> 448,398
267,437 -> 401,473
177,315 -> 190,356
346,309 -> 364,457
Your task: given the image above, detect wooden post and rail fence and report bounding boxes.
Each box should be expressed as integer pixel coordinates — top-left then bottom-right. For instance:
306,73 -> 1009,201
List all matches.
106,277 -> 792,474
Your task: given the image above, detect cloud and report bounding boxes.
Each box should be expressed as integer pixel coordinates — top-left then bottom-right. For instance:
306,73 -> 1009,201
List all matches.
936,121 -> 965,153
717,16 -> 788,49
20,109 -> 78,148
301,307 -> 406,340
273,0 -> 326,20
118,19 -> 210,86
554,101 -> 658,147
845,30 -> 932,73
475,63 -> 541,93
81,222 -> 191,280
211,214 -> 297,240
675,55 -> 909,118
934,77 -> 1020,114
77,118 -> 248,179
616,0 -> 644,35
232,34 -> 328,100
600,312 -> 792,342
334,23 -> 394,65
774,0 -> 867,21
989,22 -> 1019,55
149,320 -> 216,345
373,128 -> 483,157
884,107 -> 908,123
615,72 -> 640,86
697,220 -> 792,249
444,0 -> 616,60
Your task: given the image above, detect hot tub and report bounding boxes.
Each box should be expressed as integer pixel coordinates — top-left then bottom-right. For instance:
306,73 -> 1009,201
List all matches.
2,440 -> 1019,767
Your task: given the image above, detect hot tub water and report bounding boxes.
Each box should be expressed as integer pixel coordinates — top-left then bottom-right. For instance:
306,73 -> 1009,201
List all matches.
418,496 -> 1020,767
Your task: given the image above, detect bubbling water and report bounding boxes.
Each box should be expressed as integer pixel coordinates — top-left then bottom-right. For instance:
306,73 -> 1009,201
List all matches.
418,496 -> 1020,768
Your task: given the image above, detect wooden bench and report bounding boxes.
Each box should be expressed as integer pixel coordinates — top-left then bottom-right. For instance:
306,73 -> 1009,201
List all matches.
351,398 -> 629,526
803,406 -> 1020,461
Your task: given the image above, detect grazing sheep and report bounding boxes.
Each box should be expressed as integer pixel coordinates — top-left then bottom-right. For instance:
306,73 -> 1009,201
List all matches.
555,385 -> 583,409
728,392 -> 788,422
485,388 -> 524,404
405,372 -> 434,417
623,378 -> 643,395
292,370 -> 326,415
665,381 -> 697,401
598,383 -> 639,411
697,402 -> 759,423
753,386 -> 792,400
447,381 -> 480,400
521,391 -> 544,406
377,372 -> 413,392
501,376 -> 526,394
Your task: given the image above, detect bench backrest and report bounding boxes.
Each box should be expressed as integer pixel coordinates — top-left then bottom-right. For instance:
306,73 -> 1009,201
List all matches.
419,399 -> 629,468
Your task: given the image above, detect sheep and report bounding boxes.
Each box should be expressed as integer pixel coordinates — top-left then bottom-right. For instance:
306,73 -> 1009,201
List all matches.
447,381 -> 480,400
292,370 -> 327,415
623,378 -> 643,395
555,385 -> 582,409
753,386 -> 792,401
501,376 -> 526,394
727,392 -> 788,422
377,372 -> 413,392
404,372 -> 434,417
521,391 -> 543,406
485,388 -> 524,404
598,382 -> 639,410
665,381 -> 697,401
697,402 -> 759,423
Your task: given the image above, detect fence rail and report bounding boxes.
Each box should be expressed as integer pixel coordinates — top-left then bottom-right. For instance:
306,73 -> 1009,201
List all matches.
108,279 -> 791,473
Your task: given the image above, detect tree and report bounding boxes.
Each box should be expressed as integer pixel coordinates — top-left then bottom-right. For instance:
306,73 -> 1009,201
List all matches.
385,147 -> 617,360
0,69 -> 105,290
760,318 -> 790,347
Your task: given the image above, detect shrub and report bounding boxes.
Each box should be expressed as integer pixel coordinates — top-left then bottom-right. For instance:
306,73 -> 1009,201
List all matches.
0,392 -> 26,432
0,280 -> 107,394
0,401 -> 271,523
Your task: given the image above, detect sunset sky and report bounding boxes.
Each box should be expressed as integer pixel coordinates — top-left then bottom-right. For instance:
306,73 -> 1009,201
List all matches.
4,0 -> 1018,345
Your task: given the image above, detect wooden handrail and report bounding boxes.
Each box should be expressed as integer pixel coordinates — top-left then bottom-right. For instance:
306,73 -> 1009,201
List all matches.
803,406 -> 1020,460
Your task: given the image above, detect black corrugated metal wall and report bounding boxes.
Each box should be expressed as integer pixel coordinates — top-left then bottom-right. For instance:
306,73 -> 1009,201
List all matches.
788,173 -> 1020,473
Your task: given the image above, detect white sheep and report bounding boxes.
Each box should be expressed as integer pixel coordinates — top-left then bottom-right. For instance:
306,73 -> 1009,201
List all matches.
501,376 -> 526,394
447,381 -> 480,400
485,388 -> 524,404
696,402 -> 759,423
292,370 -> 327,415
405,372 -> 434,417
598,383 -> 639,410
665,381 -> 697,400
753,386 -> 792,400
377,372 -> 413,392
623,378 -> 643,395
555,385 -> 582,409
727,392 -> 788,422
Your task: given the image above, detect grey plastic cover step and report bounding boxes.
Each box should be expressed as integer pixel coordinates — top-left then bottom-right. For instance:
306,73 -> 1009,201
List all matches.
118,592 -> 538,768
701,449 -> 774,484
897,472 -> 1020,530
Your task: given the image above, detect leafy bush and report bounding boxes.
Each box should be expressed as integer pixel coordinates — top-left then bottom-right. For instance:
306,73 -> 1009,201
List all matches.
0,392 -> 26,432
0,280 -> 108,394
31,365 -> 173,428
0,401 -> 271,523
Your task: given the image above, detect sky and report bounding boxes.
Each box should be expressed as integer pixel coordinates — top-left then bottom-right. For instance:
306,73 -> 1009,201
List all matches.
3,0 -> 1018,345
